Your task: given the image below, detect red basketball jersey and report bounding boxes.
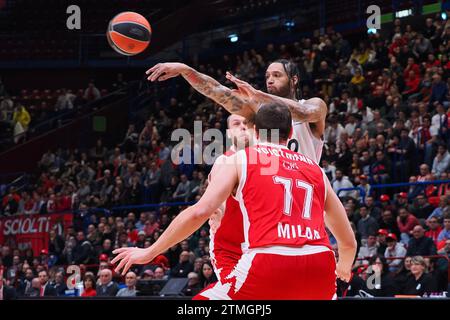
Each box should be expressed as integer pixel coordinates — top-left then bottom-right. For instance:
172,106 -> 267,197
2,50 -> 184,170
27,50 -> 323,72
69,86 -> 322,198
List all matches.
237,142 -> 331,250
209,150 -> 245,279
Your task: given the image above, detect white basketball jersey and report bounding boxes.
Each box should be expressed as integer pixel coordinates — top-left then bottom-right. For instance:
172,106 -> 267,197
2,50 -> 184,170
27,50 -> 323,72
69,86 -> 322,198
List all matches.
286,99 -> 324,164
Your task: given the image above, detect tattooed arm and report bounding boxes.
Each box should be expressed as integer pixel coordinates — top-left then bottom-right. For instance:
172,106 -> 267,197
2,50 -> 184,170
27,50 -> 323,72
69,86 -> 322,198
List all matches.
146,62 -> 257,119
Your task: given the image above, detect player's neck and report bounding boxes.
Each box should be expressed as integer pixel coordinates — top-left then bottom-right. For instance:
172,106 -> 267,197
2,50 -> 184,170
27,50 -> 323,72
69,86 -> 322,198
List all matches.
283,93 -> 297,101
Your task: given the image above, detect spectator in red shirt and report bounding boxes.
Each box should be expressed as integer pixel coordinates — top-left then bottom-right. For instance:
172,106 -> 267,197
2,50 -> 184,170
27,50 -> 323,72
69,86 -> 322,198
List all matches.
144,212 -> 160,237
403,57 -> 420,80
81,274 -> 97,297
389,34 -> 407,56
424,53 -> 441,69
1,188 -> 21,216
397,207 -> 420,245
402,70 -> 421,96
425,216 -> 443,245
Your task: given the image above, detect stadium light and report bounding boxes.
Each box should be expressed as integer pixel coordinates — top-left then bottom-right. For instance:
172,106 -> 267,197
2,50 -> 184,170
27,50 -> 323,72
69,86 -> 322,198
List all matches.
367,28 -> 377,34
285,20 -> 295,28
228,34 -> 239,43
395,9 -> 412,18
441,11 -> 447,20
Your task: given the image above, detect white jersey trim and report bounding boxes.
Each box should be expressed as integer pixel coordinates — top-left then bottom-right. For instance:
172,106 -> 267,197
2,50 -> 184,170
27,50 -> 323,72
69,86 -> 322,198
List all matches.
247,244 -> 331,256
224,244 -> 331,294
236,149 -> 250,252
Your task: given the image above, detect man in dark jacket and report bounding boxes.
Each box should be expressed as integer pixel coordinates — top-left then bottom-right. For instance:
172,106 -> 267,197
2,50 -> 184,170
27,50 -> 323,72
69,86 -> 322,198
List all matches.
0,269 -> 17,300
96,269 -> 119,296
407,225 -> 437,256
73,231 -> 94,264
170,251 -> 194,278
38,270 -> 57,297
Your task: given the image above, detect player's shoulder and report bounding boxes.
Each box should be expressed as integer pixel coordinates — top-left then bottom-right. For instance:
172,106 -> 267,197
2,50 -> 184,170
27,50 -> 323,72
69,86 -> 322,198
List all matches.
214,152 -> 239,166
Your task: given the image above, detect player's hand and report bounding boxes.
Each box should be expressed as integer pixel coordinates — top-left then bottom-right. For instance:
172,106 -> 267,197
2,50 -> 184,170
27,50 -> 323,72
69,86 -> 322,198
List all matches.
226,72 -> 267,111
336,263 -> 352,282
208,207 -> 224,234
226,72 -> 257,97
112,247 -> 154,276
146,62 -> 187,82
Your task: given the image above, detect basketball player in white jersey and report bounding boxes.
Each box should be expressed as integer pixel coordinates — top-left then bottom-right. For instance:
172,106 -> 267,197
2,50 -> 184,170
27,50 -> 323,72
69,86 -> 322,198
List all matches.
146,60 -> 326,164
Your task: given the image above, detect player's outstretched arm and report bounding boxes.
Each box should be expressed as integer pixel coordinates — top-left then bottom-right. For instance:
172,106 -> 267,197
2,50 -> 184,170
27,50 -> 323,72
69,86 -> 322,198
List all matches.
323,177 -> 357,282
146,62 -> 257,119
226,72 -> 327,127
112,155 -> 239,275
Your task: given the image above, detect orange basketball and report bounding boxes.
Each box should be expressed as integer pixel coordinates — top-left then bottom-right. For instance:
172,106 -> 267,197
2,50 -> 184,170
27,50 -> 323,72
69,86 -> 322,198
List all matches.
107,12 -> 152,56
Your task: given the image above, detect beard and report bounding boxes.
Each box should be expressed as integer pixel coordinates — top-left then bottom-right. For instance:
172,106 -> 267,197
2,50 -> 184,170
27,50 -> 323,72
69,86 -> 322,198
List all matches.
267,85 -> 291,99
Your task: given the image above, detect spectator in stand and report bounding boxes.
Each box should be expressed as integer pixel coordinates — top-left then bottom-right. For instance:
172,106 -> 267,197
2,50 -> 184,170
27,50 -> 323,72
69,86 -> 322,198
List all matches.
427,195 -> 450,220
401,256 -> 437,296
139,120 -> 159,149
55,88 -> 75,111
96,269 -> 119,297
322,159 -> 336,182
357,205 -> 379,241
37,270 -> 57,297
1,188 -> 20,216
392,255 -> 411,291
432,144 -> 450,176
84,81 -> 101,102
365,196 -> 382,222
437,213 -> 450,242
81,274 -> 97,297
409,194 -> 434,221
170,251 -> 194,278
153,267 -> 168,280
183,272 -> 202,296
356,234 -> 378,266
135,212 -> 147,232
27,278 -> 41,297
379,209 -> 401,238
53,271 -> 67,296
0,268 -> 17,300
425,216 -> 444,246
12,104 -> 30,143
144,213 -> 160,237
172,174 -> 191,202
116,271 -> 137,297
365,255 -> 398,297
158,142 -> 170,161
332,169 -> 356,199
428,74 -> 448,107
397,207 -> 420,245
407,225 -> 437,257
198,261 -> 217,289
377,229 -> 388,255
384,233 -> 407,273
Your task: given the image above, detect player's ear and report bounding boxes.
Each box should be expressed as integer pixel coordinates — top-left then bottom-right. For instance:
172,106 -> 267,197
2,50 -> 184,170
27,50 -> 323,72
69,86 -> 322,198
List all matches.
292,75 -> 299,87
226,128 -> 231,140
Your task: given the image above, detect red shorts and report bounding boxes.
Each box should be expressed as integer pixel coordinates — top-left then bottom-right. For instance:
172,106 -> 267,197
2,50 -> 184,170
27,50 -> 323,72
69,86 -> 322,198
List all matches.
194,246 -> 336,300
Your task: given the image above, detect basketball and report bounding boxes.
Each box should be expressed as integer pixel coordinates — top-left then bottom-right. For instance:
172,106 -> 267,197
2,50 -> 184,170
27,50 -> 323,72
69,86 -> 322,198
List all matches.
107,11 -> 152,56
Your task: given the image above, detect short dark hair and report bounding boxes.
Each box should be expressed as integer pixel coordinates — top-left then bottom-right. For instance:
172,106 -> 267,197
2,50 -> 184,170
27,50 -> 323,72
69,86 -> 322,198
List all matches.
38,270 -> 48,276
368,254 -> 389,275
255,103 -> 292,142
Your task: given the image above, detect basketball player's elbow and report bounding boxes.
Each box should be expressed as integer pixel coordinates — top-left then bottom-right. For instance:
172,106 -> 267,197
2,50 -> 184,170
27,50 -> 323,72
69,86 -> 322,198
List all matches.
340,235 -> 357,251
192,203 -> 212,221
